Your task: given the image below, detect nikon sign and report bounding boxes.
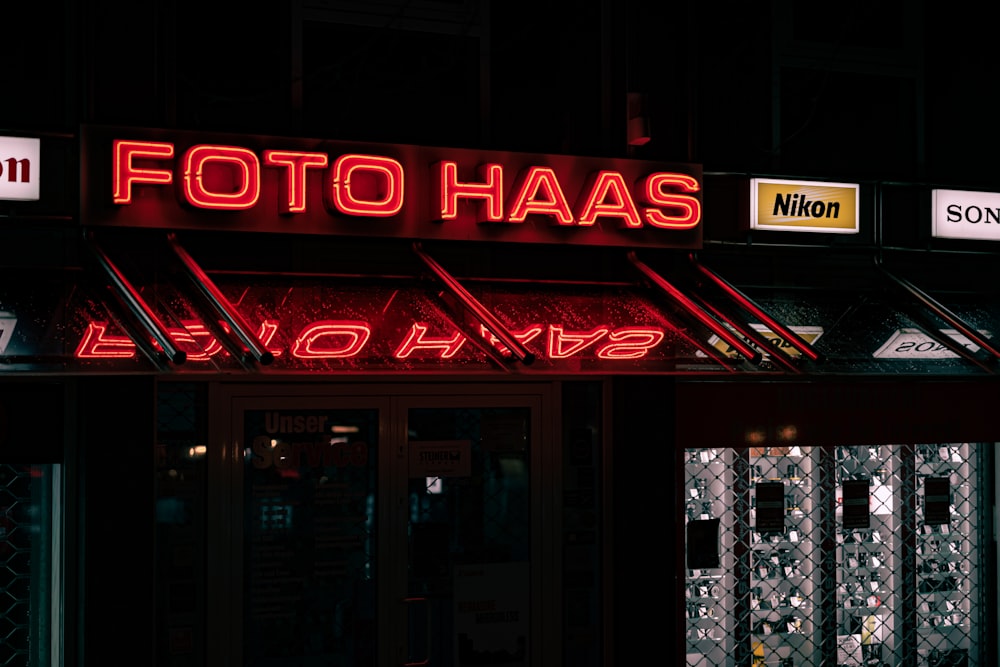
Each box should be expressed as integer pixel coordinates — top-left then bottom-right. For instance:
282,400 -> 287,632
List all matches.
750,178 -> 859,234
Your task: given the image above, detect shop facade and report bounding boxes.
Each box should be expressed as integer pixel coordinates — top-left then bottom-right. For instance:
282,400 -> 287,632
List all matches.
2,125 -> 1000,667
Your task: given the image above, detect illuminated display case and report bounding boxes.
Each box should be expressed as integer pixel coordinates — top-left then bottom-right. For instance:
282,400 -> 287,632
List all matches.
834,446 -> 897,667
684,447 -> 735,667
914,444 -> 978,667
684,443 -> 985,667
746,446 -> 818,667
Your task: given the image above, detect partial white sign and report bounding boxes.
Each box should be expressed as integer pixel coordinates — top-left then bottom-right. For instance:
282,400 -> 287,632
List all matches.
701,324 -> 824,359
932,189 -> 1000,240
0,137 -> 40,201
0,312 -> 15,355
873,328 -> 988,359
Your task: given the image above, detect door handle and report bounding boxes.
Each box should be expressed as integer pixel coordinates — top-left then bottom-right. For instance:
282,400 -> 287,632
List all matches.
403,596 -> 431,667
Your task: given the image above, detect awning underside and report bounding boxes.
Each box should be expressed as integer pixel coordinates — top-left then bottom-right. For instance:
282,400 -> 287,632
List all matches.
1,234 -> 998,376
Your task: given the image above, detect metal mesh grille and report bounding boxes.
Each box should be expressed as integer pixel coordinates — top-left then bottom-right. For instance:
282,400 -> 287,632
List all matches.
0,464 -> 54,667
0,465 -> 31,667
685,444 -> 987,667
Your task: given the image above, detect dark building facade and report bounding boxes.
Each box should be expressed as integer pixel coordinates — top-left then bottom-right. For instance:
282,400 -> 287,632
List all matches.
3,2 -> 1000,667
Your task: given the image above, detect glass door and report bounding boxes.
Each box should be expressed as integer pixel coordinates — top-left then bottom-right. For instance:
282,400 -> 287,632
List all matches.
219,385 -> 552,667
224,396 -> 388,667
398,397 -> 542,667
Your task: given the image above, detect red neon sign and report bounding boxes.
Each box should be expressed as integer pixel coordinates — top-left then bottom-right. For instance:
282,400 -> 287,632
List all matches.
181,145 -> 261,210
262,150 -> 329,214
326,154 -> 405,217
434,161 -> 504,223
291,321 -> 371,359
112,140 -> 174,205
74,320 -> 673,364
89,127 -> 703,248
506,166 -> 576,225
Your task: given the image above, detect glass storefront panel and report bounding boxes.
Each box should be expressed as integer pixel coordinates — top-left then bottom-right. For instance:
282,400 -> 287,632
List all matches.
0,463 -> 60,667
241,407 -> 379,667
155,383 -> 207,667
405,405 -> 532,667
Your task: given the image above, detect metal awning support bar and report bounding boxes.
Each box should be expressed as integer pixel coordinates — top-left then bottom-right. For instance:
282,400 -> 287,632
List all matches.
166,233 -> 274,366
689,291 -> 803,373
85,232 -> 186,365
413,242 -> 535,365
875,259 -> 1000,362
628,251 -> 763,365
661,314 -> 742,373
689,253 -> 824,363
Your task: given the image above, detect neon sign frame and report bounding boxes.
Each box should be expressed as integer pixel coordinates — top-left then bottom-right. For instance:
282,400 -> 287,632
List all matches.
83,126 -> 704,249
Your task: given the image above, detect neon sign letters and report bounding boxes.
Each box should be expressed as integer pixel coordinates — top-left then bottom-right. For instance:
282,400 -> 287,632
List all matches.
112,139 -> 699,228
86,128 -> 703,247
74,319 -> 669,364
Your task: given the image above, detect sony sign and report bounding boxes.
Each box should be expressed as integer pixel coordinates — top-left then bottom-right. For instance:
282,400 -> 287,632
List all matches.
0,137 -> 40,201
932,189 -> 1000,240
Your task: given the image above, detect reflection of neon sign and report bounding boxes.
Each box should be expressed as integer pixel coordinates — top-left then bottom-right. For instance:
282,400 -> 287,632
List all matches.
74,320 -> 669,362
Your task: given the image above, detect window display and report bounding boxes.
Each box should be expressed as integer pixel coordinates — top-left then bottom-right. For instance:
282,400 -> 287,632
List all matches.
684,443 -> 986,667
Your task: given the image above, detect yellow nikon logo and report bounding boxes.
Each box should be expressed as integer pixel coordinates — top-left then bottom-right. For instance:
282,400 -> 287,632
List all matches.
751,178 -> 858,233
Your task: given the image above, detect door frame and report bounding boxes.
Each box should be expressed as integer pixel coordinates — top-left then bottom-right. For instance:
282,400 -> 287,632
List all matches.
206,381 -> 561,667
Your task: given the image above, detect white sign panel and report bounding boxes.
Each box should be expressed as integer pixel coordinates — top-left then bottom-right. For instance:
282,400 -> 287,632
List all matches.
0,137 -> 40,201
836,634 -> 864,666
0,312 -> 16,355
873,328 -> 988,359
409,440 -> 472,478
932,188 -> 1000,240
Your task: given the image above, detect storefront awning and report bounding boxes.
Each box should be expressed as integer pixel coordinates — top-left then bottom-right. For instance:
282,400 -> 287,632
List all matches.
0,232 -> 753,374
687,247 -> 1000,376
2,232 -> 999,377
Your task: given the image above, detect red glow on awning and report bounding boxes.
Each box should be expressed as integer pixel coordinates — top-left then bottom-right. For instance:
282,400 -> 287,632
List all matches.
68,281 -> 729,374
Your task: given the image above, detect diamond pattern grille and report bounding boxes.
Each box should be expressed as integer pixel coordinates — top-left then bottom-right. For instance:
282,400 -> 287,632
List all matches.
0,465 -> 33,667
685,444 -> 986,667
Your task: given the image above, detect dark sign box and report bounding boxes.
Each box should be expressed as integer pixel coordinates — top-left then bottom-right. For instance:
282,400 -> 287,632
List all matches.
755,481 -> 785,534
686,518 -> 720,569
842,479 -> 871,529
924,476 -> 951,526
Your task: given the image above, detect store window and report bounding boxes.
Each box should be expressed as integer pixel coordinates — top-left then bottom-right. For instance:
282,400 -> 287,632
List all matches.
684,443 -> 991,667
0,383 -> 64,667
562,382 -> 604,667
0,464 -> 61,667
155,382 -> 208,667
